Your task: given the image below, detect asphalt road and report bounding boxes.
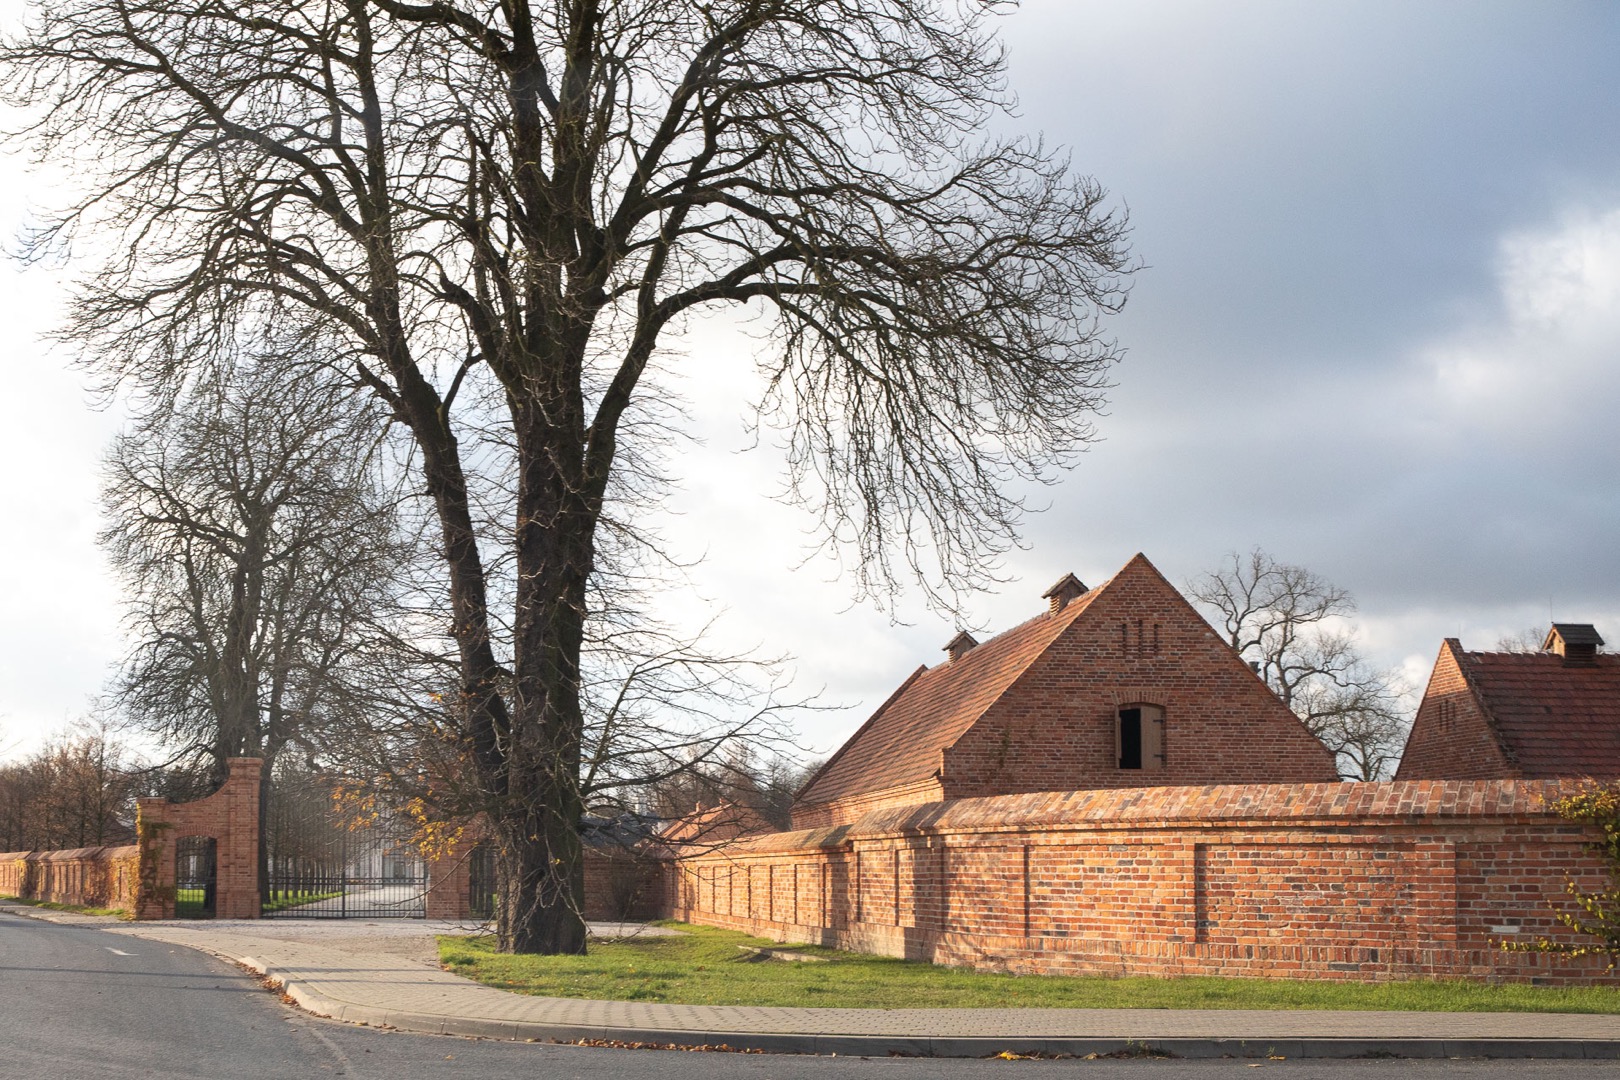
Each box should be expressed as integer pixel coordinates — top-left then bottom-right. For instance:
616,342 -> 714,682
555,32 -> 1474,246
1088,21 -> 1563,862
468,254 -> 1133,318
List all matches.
2,909 -> 1618,1079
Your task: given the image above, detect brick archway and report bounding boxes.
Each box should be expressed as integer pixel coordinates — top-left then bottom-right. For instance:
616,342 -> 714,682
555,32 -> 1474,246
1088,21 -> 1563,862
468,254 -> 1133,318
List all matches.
135,758 -> 262,920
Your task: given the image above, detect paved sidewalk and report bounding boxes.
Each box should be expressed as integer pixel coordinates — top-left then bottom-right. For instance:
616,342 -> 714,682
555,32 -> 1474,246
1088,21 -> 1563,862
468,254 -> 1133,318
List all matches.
5,903 -> 1620,1059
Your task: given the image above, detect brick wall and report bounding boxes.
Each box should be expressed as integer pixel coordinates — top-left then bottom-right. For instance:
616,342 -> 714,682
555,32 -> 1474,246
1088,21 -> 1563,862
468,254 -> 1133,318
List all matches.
582,847 -> 668,920
1396,640 -> 1517,780
670,780 -> 1619,984
0,845 -> 140,911
424,829 -> 671,922
136,757 -> 263,920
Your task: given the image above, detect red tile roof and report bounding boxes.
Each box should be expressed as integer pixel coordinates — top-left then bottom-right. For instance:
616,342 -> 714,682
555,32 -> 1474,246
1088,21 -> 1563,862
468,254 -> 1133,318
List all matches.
656,801 -> 771,846
1459,650 -> 1620,778
795,579 -> 1104,810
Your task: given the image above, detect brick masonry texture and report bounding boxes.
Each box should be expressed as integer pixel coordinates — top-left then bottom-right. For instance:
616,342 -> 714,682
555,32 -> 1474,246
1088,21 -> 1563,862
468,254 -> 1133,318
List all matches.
793,555 -> 1339,829
0,845 -> 139,910
672,779 -> 1620,984
136,757 -> 263,920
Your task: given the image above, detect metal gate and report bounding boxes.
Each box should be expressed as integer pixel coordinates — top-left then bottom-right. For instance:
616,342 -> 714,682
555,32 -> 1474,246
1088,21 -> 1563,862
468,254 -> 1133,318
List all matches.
262,779 -> 427,919
174,835 -> 217,919
469,842 -> 496,919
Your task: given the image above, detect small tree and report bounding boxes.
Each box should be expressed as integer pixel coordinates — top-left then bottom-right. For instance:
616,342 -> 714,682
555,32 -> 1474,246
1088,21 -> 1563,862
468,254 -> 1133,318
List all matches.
1188,549 -> 1409,780
1495,627 -> 1549,653
1506,782 -> 1620,969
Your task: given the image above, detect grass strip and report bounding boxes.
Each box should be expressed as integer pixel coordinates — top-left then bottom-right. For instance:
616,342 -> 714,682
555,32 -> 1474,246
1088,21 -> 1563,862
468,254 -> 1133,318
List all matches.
261,889 -> 345,914
439,922 -> 1620,1014
0,893 -> 129,919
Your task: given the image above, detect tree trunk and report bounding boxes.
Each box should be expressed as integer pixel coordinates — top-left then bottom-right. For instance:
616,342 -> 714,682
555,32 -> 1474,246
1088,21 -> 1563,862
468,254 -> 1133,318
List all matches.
493,783 -> 586,954
490,381 -> 596,954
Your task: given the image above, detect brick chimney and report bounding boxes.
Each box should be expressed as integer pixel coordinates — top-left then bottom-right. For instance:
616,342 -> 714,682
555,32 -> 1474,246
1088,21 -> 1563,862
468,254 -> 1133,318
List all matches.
1041,573 -> 1088,615
943,630 -> 979,663
1543,623 -> 1604,665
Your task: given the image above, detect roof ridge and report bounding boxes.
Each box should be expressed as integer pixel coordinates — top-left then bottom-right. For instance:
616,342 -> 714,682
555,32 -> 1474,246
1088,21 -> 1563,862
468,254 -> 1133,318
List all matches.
795,567 -> 1123,812
795,664 -> 928,804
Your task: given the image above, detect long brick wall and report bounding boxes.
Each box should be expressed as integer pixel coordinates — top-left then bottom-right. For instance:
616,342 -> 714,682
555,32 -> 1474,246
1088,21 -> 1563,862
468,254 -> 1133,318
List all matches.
0,845 -> 140,911
671,780 -> 1620,984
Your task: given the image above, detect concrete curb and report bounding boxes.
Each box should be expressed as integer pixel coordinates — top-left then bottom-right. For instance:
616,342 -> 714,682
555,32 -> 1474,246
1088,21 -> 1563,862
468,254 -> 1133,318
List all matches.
227,952 -> 1620,1061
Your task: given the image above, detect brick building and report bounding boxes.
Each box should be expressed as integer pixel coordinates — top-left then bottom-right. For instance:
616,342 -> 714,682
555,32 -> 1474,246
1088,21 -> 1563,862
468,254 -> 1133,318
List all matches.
792,553 -> 1338,829
1396,623 -> 1620,781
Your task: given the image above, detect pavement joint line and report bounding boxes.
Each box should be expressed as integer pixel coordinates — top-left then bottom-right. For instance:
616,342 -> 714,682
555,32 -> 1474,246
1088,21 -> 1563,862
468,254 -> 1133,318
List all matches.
6,903 -> 1620,1058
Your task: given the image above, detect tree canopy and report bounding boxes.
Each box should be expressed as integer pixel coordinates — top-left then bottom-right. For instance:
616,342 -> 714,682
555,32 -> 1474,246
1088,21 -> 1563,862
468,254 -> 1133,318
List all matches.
6,0 -> 1131,952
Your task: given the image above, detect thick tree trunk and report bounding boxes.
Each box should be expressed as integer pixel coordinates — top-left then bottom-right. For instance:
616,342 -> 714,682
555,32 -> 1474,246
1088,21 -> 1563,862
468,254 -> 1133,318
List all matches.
491,376 -> 596,954
492,770 -> 587,954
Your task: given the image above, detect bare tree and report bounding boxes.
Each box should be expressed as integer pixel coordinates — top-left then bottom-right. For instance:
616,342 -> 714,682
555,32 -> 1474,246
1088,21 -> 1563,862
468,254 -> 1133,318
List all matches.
6,0 -> 1131,953
1188,549 -> 1410,780
644,743 -> 817,832
101,360 -> 410,890
0,722 -> 139,851
1495,627 -> 1549,653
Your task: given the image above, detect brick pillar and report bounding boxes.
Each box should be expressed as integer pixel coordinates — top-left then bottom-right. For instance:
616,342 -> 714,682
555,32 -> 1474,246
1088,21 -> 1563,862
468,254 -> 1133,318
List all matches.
425,843 -> 475,920
135,758 -> 263,921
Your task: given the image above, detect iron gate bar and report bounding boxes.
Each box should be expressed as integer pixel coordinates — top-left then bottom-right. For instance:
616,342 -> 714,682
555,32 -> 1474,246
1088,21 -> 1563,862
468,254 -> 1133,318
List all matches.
263,823 -> 427,919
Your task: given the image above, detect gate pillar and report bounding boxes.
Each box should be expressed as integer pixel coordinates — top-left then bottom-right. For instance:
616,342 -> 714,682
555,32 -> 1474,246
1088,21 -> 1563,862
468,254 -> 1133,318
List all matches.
136,758 -> 263,920
425,837 -> 479,920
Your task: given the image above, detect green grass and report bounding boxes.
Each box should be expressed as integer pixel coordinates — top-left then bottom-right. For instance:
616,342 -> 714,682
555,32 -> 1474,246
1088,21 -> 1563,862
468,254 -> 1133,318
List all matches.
437,922 -> 1620,1014
0,893 -> 129,919
173,886 -> 211,919
261,889 -> 344,914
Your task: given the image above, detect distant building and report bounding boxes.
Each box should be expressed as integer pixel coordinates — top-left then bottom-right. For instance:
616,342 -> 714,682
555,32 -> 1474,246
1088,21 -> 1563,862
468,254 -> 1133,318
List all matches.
1396,624 -> 1620,780
791,553 -> 1337,829
656,801 -> 772,848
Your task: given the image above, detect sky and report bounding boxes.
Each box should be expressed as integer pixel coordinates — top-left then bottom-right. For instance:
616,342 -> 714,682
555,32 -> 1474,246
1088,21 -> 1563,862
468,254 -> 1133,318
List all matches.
3,0 -> 1620,764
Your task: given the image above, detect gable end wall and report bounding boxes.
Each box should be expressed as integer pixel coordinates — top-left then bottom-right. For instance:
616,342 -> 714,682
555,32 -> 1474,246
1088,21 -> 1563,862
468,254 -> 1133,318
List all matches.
943,558 -> 1338,796
1396,641 -> 1518,781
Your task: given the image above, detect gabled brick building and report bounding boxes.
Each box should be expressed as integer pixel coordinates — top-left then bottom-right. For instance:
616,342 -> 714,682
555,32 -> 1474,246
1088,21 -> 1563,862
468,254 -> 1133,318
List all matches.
792,553 -> 1338,829
1395,624 -> 1620,780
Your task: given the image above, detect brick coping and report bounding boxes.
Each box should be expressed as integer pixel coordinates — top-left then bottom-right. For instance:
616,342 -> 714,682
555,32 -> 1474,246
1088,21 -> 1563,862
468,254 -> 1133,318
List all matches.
732,778 -> 1586,853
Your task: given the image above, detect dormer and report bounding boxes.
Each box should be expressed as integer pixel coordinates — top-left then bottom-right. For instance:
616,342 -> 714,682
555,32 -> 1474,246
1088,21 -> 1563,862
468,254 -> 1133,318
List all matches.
1543,623 -> 1604,666
1041,572 -> 1089,615
943,630 -> 979,663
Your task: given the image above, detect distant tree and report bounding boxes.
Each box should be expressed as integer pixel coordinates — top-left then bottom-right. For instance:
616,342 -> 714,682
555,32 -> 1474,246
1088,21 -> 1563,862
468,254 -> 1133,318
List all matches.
101,361 -> 413,892
103,363 -> 403,785
643,744 -> 817,833
1495,627 -> 1550,653
7,0 -> 1130,953
1188,549 -> 1410,780
0,723 -> 138,851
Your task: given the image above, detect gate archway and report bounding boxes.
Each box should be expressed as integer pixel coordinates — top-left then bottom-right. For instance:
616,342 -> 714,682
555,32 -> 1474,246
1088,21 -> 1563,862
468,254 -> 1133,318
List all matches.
173,836 -> 217,918
134,757 -> 261,920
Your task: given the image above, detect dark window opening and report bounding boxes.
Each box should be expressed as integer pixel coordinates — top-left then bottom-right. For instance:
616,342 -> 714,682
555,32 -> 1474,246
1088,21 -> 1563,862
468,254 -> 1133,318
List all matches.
1119,708 -> 1143,770
1117,704 -> 1165,771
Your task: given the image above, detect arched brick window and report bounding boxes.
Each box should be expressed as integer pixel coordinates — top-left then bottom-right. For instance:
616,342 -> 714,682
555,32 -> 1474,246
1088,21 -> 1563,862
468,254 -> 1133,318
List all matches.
1117,704 -> 1166,771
